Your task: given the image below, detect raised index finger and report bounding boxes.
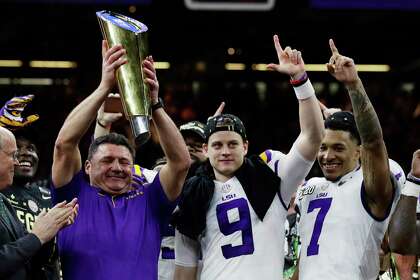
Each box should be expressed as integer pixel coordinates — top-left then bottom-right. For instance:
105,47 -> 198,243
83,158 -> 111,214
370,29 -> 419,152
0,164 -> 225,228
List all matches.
213,102 -> 225,117
329,39 -> 339,55
273,35 -> 284,61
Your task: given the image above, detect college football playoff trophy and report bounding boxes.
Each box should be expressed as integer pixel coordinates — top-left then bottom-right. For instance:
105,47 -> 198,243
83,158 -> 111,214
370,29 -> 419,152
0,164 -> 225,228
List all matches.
97,10 -> 150,146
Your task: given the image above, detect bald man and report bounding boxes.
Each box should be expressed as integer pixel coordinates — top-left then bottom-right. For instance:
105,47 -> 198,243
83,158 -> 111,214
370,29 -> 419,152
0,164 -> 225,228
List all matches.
0,126 -> 77,280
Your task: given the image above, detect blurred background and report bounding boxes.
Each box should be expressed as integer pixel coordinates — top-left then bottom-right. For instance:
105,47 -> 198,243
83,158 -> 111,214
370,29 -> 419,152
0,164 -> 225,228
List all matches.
1,0 -> 419,178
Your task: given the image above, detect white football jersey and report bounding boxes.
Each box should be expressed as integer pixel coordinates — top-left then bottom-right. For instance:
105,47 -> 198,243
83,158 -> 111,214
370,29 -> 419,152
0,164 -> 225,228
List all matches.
158,227 -> 176,280
296,159 -> 405,280
175,146 -> 314,280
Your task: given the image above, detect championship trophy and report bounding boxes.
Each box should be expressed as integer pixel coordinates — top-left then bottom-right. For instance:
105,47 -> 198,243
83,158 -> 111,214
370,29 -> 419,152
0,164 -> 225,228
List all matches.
96,10 -> 150,146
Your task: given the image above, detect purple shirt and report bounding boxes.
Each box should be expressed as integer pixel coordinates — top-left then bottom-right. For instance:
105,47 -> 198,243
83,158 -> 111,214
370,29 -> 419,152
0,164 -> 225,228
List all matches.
51,171 -> 177,280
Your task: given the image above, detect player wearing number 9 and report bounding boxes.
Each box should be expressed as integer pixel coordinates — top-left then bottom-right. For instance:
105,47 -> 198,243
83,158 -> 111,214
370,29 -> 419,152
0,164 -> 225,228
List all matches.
294,39 -> 405,280
173,35 -> 325,280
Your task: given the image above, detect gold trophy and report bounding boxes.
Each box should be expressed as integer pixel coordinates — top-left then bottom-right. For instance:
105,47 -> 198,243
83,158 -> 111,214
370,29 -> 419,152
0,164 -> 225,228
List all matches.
97,10 -> 150,146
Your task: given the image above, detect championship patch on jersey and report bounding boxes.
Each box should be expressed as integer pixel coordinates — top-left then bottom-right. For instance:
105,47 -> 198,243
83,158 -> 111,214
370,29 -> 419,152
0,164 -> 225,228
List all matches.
297,184 -> 316,200
221,183 -> 233,194
28,199 -> 39,213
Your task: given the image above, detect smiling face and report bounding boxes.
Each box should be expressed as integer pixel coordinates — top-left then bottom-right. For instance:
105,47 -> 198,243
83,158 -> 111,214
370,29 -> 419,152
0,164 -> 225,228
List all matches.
317,129 -> 361,181
14,137 -> 39,180
85,143 -> 133,195
204,131 -> 248,182
0,128 -> 18,189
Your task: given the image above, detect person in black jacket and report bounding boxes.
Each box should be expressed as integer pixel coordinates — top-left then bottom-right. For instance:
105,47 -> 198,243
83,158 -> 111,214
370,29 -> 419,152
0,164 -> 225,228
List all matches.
0,126 -> 78,280
0,95 -> 63,279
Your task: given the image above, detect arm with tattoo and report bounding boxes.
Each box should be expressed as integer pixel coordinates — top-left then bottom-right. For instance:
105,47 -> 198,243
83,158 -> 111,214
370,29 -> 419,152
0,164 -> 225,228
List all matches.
326,39 -> 393,219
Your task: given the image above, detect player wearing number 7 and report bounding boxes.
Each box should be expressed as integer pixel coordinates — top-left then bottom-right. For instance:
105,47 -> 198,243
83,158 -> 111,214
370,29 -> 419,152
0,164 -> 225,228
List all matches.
294,39 -> 405,280
172,34 -> 324,280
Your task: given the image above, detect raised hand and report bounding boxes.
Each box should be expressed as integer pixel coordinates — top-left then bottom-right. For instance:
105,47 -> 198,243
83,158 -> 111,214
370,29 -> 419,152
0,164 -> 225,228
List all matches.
213,102 -> 225,117
0,95 -> 39,131
97,93 -> 124,127
326,39 -> 359,85
267,35 -> 306,79
319,101 -> 342,119
142,56 -> 159,104
99,40 -> 128,92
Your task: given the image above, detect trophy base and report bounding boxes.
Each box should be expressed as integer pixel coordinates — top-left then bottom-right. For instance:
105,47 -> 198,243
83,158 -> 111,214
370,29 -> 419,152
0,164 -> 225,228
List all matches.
130,116 -> 150,147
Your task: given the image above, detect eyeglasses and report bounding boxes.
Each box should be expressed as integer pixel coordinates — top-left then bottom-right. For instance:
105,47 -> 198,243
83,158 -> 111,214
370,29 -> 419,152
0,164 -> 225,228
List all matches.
0,149 -> 18,162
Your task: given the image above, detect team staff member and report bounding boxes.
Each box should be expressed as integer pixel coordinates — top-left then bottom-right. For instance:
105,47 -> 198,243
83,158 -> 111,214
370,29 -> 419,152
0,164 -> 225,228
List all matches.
0,95 -> 61,280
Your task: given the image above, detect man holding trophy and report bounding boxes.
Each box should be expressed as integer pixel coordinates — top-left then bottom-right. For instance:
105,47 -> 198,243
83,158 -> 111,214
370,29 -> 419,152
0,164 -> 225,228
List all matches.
50,12 -> 190,280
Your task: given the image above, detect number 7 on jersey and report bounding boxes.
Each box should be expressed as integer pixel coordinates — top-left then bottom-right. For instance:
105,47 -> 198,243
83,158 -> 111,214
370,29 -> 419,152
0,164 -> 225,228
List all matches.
306,197 -> 332,256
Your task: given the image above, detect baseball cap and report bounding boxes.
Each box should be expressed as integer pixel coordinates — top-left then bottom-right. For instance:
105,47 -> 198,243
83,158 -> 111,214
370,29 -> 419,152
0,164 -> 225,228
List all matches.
205,114 -> 247,141
180,121 -> 206,140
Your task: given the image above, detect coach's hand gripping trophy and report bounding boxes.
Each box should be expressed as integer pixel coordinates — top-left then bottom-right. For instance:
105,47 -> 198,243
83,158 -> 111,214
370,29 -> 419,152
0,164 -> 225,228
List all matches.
97,10 -> 151,146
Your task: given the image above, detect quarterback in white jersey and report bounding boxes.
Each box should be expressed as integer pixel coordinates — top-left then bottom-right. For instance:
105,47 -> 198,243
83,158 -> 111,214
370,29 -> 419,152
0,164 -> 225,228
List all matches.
176,148 -> 313,279
173,35 -> 325,280
294,39 -> 404,280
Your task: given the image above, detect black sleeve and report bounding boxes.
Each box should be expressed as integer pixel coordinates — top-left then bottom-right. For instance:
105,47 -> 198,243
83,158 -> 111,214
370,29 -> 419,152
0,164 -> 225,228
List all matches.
31,238 -> 60,280
0,194 -> 43,277
0,232 -> 42,276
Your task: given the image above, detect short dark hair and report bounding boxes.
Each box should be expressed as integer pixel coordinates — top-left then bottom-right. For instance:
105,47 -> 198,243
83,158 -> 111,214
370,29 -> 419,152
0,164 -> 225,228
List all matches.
88,133 -> 135,161
14,128 -> 40,152
325,111 -> 361,145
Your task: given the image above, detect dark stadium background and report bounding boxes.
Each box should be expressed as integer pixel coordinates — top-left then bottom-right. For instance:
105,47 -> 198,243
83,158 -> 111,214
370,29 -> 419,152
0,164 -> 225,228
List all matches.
0,0 -> 419,179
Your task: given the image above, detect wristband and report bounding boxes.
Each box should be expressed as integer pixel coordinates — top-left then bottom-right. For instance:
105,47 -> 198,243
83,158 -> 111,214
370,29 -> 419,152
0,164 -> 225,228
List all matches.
290,72 -> 308,87
401,180 -> 420,198
292,79 -> 315,100
151,97 -> 164,112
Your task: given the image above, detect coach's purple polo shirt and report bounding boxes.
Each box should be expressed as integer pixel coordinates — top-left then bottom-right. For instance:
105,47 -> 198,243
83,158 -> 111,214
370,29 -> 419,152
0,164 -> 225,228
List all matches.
51,170 -> 177,280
